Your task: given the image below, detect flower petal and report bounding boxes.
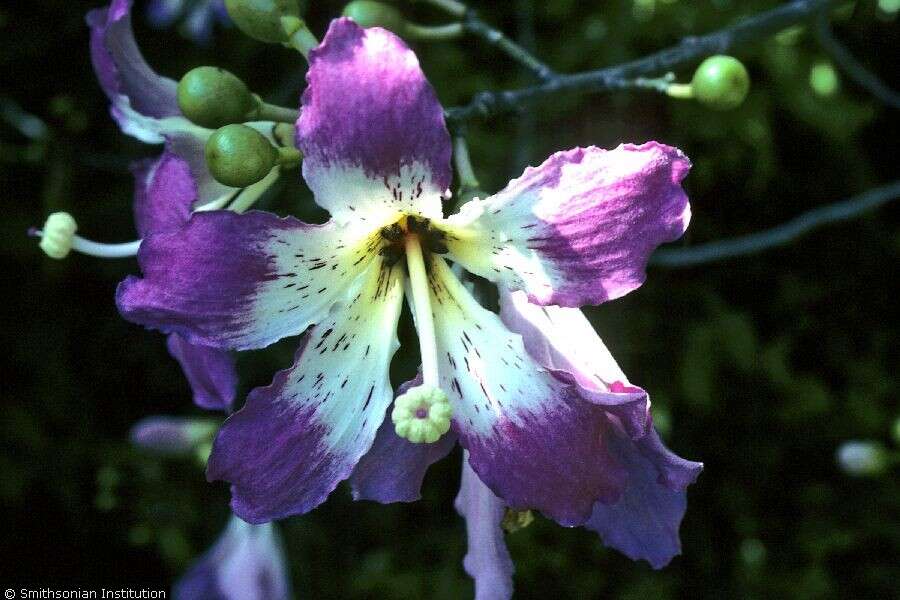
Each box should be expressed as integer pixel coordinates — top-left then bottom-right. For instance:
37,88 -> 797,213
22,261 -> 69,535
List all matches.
206,260 -> 404,522
444,143 -> 691,307
455,452 -> 514,600
167,333 -> 238,411
349,373 -> 457,503
117,210 -> 381,350
174,515 -> 292,600
498,289 -> 650,438
87,0 -> 180,121
132,144 -> 282,236
131,153 -> 195,237
585,425 -> 702,569
428,258 -> 627,526
498,287 -> 703,567
297,18 -> 451,223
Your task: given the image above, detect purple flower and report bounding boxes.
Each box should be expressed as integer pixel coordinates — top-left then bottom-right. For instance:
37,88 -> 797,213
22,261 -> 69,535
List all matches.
116,15 -> 697,551
88,0 -> 289,409
146,0 -> 230,45
174,515 -> 291,600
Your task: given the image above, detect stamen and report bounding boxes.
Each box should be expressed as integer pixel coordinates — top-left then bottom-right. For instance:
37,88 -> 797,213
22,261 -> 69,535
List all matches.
404,234 -> 440,387
32,212 -> 141,259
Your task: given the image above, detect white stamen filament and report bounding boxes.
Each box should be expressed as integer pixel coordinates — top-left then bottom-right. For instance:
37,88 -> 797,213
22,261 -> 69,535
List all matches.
69,236 -> 142,258
404,234 -> 440,387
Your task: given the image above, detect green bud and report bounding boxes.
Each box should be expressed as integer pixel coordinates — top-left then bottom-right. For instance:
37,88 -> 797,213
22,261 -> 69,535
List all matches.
501,509 -> 534,533
225,0 -> 301,43
691,55 -> 751,111
177,67 -> 257,129
342,1 -> 406,33
205,124 -> 278,188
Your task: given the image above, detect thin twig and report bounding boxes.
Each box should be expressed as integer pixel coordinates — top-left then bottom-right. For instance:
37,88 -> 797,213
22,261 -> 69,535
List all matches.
650,181 -> 900,268
813,12 -> 900,109
447,0 -> 837,124
462,12 -> 556,82
421,0 -> 555,81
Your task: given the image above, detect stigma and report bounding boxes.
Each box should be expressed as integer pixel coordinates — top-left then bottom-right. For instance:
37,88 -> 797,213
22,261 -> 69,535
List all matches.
391,384 -> 452,443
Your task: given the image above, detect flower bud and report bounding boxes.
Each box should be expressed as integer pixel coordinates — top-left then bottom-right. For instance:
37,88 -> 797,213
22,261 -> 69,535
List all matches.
130,416 -> 218,456
38,212 -> 77,259
224,0 -> 301,43
205,124 -> 279,188
177,67 -> 257,129
342,1 -> 406,33
501,508 -> 534,533
836,440 -> 889,477
691,55 -> 751,111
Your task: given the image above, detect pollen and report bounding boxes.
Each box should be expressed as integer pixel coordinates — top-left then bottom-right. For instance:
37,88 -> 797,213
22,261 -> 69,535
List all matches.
391,384 -> 452,443
38,212 -> 78,259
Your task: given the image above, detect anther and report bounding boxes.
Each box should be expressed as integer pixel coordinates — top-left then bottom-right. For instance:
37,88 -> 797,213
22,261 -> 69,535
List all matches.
407,216 -> 431,234
392,385 -> 452,444
380,223 -> 404,242
31,212 -> 142,259
36,212 -> 76,259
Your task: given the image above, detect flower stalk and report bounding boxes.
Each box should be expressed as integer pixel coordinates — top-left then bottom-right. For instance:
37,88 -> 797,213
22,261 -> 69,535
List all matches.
281,16 -> 319,58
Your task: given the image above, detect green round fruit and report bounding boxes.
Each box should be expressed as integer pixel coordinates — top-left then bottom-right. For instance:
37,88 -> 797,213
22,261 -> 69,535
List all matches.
205,124 -> 278,187
177,67 -> 256,129
691,55 -> 751,111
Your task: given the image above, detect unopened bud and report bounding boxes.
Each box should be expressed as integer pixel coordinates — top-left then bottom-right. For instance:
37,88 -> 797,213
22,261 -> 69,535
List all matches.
836,440 -> 889,477
205,124 -> 279,187
501,508 -> 534,533
177,67 -> 257,129
224,0 -> 301,43
691,55 -> 751,111
342,1 -> 406,33
130,416 -> 218,456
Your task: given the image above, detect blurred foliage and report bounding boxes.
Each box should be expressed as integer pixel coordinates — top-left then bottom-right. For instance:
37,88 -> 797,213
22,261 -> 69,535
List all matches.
2,0 -> 899,598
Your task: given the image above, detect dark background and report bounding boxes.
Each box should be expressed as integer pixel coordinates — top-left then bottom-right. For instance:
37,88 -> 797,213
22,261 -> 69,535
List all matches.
2,0 -> 898,597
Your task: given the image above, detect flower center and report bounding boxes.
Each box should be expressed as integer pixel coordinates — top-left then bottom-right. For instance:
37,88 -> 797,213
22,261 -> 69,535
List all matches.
378,215 -> 449,268
386,215 -> 454,444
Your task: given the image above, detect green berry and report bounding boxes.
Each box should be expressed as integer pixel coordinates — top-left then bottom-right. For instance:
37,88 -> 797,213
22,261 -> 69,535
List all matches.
342,1 -> 406,33
177,67 -> 257,129
224,0 -> 301,43
691,55 -> 751,111
205,124 -> 278,188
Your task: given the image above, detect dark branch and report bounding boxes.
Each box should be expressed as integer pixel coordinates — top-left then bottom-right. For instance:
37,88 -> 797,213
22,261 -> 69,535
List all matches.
447,0 -> 837,125
650,181 -> 900,268
463,11 -> 556,82
813,12 -> 900,110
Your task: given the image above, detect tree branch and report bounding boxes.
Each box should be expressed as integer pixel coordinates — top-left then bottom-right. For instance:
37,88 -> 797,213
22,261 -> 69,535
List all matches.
421,0 -> 556,81
446,0 -> 838,125
649,181 -> 900,268
462,11 -> 556,82
813,12 -> 900,110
